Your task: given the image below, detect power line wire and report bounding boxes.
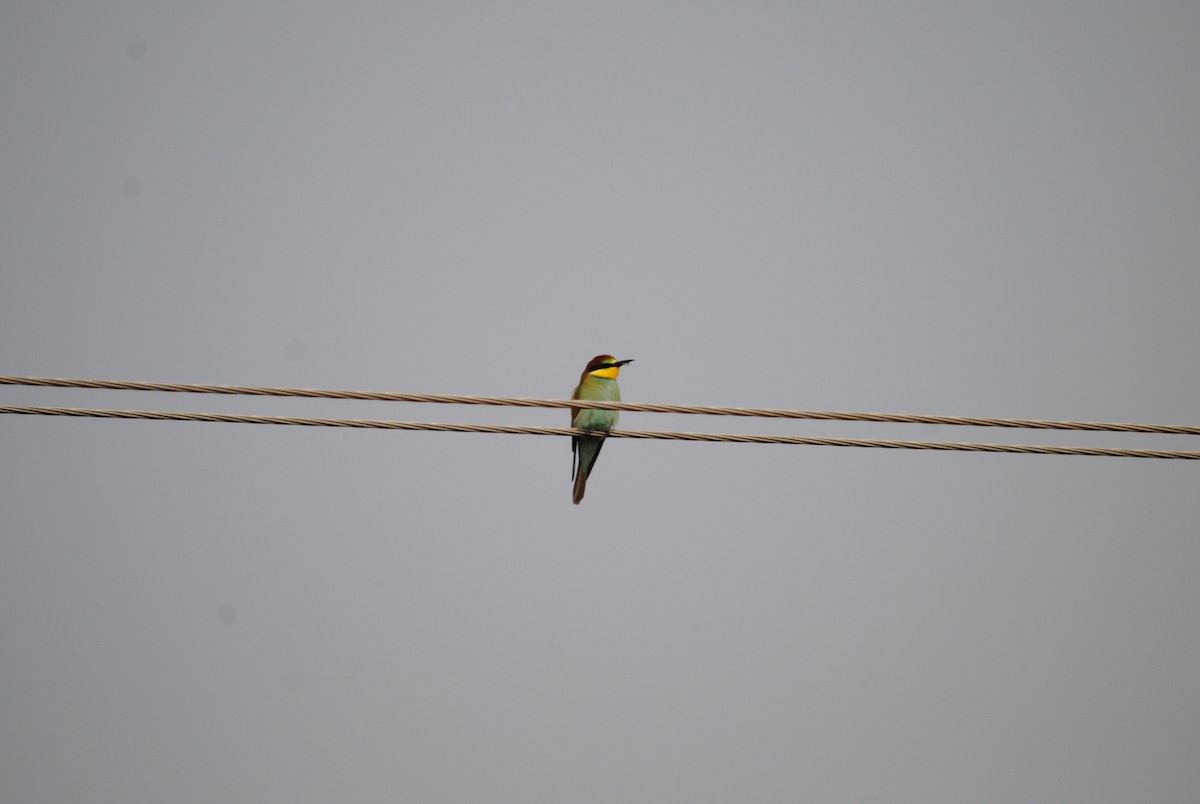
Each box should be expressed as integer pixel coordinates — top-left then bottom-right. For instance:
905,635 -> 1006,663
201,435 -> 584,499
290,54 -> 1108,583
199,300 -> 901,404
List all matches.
0,375 -> 1196,435
3,405 -> 1199,459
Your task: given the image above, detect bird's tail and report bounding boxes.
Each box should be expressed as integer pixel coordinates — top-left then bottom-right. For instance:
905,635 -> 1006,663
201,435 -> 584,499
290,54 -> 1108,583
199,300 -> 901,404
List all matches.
573,469 -> 588,505
572,435 -> 606,505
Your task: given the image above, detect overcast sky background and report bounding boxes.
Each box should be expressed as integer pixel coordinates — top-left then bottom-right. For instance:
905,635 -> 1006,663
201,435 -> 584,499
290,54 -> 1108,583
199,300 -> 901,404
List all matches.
3,3 -> 1200,802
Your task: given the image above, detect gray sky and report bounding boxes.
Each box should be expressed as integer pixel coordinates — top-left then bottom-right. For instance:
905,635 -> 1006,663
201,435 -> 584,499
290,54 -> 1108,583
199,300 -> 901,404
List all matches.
3,2 -> 1200,802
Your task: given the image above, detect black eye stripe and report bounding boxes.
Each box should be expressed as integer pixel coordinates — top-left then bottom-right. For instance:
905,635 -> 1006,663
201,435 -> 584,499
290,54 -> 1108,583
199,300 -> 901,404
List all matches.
589,359 -> 631,371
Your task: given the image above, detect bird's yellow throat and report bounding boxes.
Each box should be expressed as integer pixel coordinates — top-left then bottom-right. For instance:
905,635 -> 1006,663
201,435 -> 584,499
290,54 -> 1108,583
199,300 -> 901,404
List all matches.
589,366 -> 621,380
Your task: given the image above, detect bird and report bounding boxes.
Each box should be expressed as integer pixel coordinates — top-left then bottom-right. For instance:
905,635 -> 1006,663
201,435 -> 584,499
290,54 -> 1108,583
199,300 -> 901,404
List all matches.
570,355 -> 633,504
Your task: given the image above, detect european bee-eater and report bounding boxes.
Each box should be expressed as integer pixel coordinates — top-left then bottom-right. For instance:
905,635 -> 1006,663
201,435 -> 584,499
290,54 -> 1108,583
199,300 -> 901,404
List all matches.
570,355 -> 633,505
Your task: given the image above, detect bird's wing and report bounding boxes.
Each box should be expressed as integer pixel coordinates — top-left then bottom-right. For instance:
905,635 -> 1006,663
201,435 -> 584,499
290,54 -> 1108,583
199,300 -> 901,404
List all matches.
570,384 -> 582,478
586,437 -> 606,479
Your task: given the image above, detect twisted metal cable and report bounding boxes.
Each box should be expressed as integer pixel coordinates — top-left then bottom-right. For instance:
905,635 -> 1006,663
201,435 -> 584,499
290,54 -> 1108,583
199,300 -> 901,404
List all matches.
0,375 -> 1196,435
3,405 -> 1199,459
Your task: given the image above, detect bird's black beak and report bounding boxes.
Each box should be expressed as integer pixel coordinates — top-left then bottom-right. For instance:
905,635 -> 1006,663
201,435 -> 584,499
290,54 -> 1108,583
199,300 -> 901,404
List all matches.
615,359 -> 634,367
